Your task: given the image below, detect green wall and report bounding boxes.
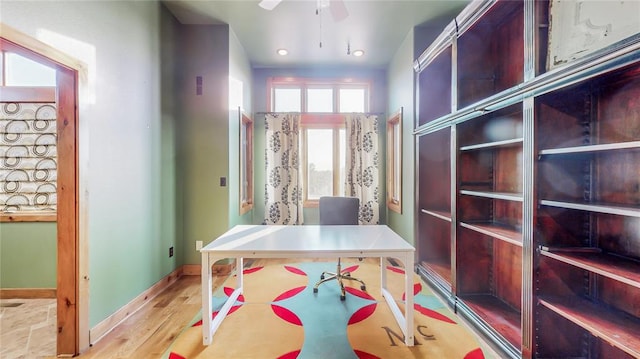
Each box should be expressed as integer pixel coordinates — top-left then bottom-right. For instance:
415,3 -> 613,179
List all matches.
176,24 -> 230,266
386,28 -> 416,245
0,222 -> 56,288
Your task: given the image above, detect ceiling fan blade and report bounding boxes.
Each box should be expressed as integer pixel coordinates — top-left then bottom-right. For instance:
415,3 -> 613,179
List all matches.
258,0 -> 281,11
329,0 -> 348,22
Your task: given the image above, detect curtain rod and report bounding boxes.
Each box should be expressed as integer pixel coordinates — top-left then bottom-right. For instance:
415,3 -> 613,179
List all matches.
255,112 -> 385,116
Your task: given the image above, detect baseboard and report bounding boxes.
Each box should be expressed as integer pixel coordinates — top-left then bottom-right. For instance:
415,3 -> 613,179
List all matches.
0,288 -> 56,299
89,266 -> 183,345
88,263 -> 234,345
182,263 -> 235,276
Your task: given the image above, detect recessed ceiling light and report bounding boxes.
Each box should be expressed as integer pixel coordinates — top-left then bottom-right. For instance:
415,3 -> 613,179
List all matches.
277,48 -> 288,56
352,49 -> 365,57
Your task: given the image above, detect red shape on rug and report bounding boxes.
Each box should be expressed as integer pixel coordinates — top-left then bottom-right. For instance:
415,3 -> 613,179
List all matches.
191,305 -> 242,327
223,287 -> 245,302
348,303 -> 377,325
386,266 -> 405,274
273,286 -> 306,301
401,283 -> 422,301
168,352 -> 186,359
243,266 -> 264,274
464,347 -> 486,359
345,287 -> 375,300
284,265 -> 307,276
415,303 -> 456,324
277,350 -> 301,359
271,304 -> 303,326
354,349 -> 381,359
342,265 -> 359,274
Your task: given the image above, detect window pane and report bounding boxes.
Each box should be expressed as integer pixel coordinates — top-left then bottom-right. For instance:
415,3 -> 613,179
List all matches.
274,88 -> 301,112
307,129 -> 333,199
339,88 -> 365,113
393,123 -> 401,200
5,53 -> 56,86
307,88 -> 333,112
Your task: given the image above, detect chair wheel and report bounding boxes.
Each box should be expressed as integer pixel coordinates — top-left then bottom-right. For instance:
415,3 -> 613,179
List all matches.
340,295 -> 346,301
313,288 -> 318,293
320,274 -> 325,280
361,285 -> 366,291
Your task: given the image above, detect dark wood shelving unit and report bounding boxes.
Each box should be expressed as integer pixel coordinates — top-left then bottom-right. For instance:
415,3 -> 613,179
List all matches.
414,1 -> 640,357
534,61 -> 640,358
538,297 -> 640,358
457,0 -> 523,109
417,127 -> 452,289
417,46 -> 452,126
456,100 -> 524,352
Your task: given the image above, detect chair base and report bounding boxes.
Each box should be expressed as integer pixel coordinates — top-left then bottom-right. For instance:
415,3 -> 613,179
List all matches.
313,259 -> 366,300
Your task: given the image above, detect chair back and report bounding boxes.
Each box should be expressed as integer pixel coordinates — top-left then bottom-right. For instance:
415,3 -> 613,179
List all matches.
319,196 -> 359,225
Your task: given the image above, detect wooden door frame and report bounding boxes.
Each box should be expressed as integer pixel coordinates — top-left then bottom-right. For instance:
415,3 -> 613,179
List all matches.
1,25 -> 88,356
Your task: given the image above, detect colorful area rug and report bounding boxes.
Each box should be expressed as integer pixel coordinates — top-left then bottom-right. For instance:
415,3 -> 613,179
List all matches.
163,261 -> 491,359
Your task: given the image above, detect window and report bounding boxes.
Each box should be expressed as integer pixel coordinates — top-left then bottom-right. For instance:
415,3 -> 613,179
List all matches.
239,111 -> 254,215
270,78 -> 369,113
1,50 -> 58,222
386,109 -> 402,214
269,77 -> 369,206
302,125 -> 346,203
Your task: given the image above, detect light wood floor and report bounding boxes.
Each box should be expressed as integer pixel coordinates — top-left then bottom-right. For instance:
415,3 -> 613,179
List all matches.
77,274 -> 226,358
77,258 -> 367,358
4,258 -> 501,358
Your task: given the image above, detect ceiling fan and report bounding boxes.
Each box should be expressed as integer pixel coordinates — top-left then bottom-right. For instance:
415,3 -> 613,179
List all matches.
258,0 -> 349,22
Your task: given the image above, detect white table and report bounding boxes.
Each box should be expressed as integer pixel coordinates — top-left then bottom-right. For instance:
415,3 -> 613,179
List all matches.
200,225 -> 416,346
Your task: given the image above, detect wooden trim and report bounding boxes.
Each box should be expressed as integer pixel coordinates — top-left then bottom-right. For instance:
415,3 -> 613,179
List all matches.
0,212 -> 56,222
301,113 -> 345,125
0,288 -> 56,299
386,108 -> 403,214
2,24 -> 88,355
181,264 -> 202,276
239,111 -> 254,215
89,267 -> 183,345
56,60 -> 79,356
0,24 -> 85,73
182,263 -> 235,276
89,263 -> 233,345
0,86 -> 56,102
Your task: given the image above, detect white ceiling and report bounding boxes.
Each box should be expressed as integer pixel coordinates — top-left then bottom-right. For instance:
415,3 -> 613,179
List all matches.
162,0 -> 469,68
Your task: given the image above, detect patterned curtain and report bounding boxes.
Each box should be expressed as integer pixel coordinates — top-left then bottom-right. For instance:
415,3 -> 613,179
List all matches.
345,114 -> 379,224
1,102 -> 57,212
264,113 -> 304,225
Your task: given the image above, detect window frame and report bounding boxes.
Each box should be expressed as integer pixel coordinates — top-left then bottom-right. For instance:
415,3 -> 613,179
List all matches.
239,111 -> 254,215
0,49 -> 58,222
268,77 -> 370,207
268,77 -> 370,113
300,114 -> 345,207
386,108 -> 403,214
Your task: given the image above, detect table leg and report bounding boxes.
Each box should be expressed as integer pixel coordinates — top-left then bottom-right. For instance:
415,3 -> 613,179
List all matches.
380,254 -> 414,347
203,256 -> 244,346
403,251 -> 415,346
201,252 -> 213,345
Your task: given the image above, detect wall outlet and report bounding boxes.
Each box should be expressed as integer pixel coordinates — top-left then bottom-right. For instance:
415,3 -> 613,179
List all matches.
169,246 -> 174,257
196,241 -> 203,250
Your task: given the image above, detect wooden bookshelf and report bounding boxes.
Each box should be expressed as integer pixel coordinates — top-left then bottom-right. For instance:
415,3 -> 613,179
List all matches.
539,297 -> 640,358
413,1 -> 640,357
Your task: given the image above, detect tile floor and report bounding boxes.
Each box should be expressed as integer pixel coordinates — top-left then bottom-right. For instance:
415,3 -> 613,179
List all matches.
0,299 -> 56,359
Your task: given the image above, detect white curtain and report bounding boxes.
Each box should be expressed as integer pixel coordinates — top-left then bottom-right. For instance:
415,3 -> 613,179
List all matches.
345,114 -> 379,225
264,113 -> 304,225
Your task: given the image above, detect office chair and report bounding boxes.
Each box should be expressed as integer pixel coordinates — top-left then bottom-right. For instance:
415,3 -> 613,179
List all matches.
312,196 -> 367,300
